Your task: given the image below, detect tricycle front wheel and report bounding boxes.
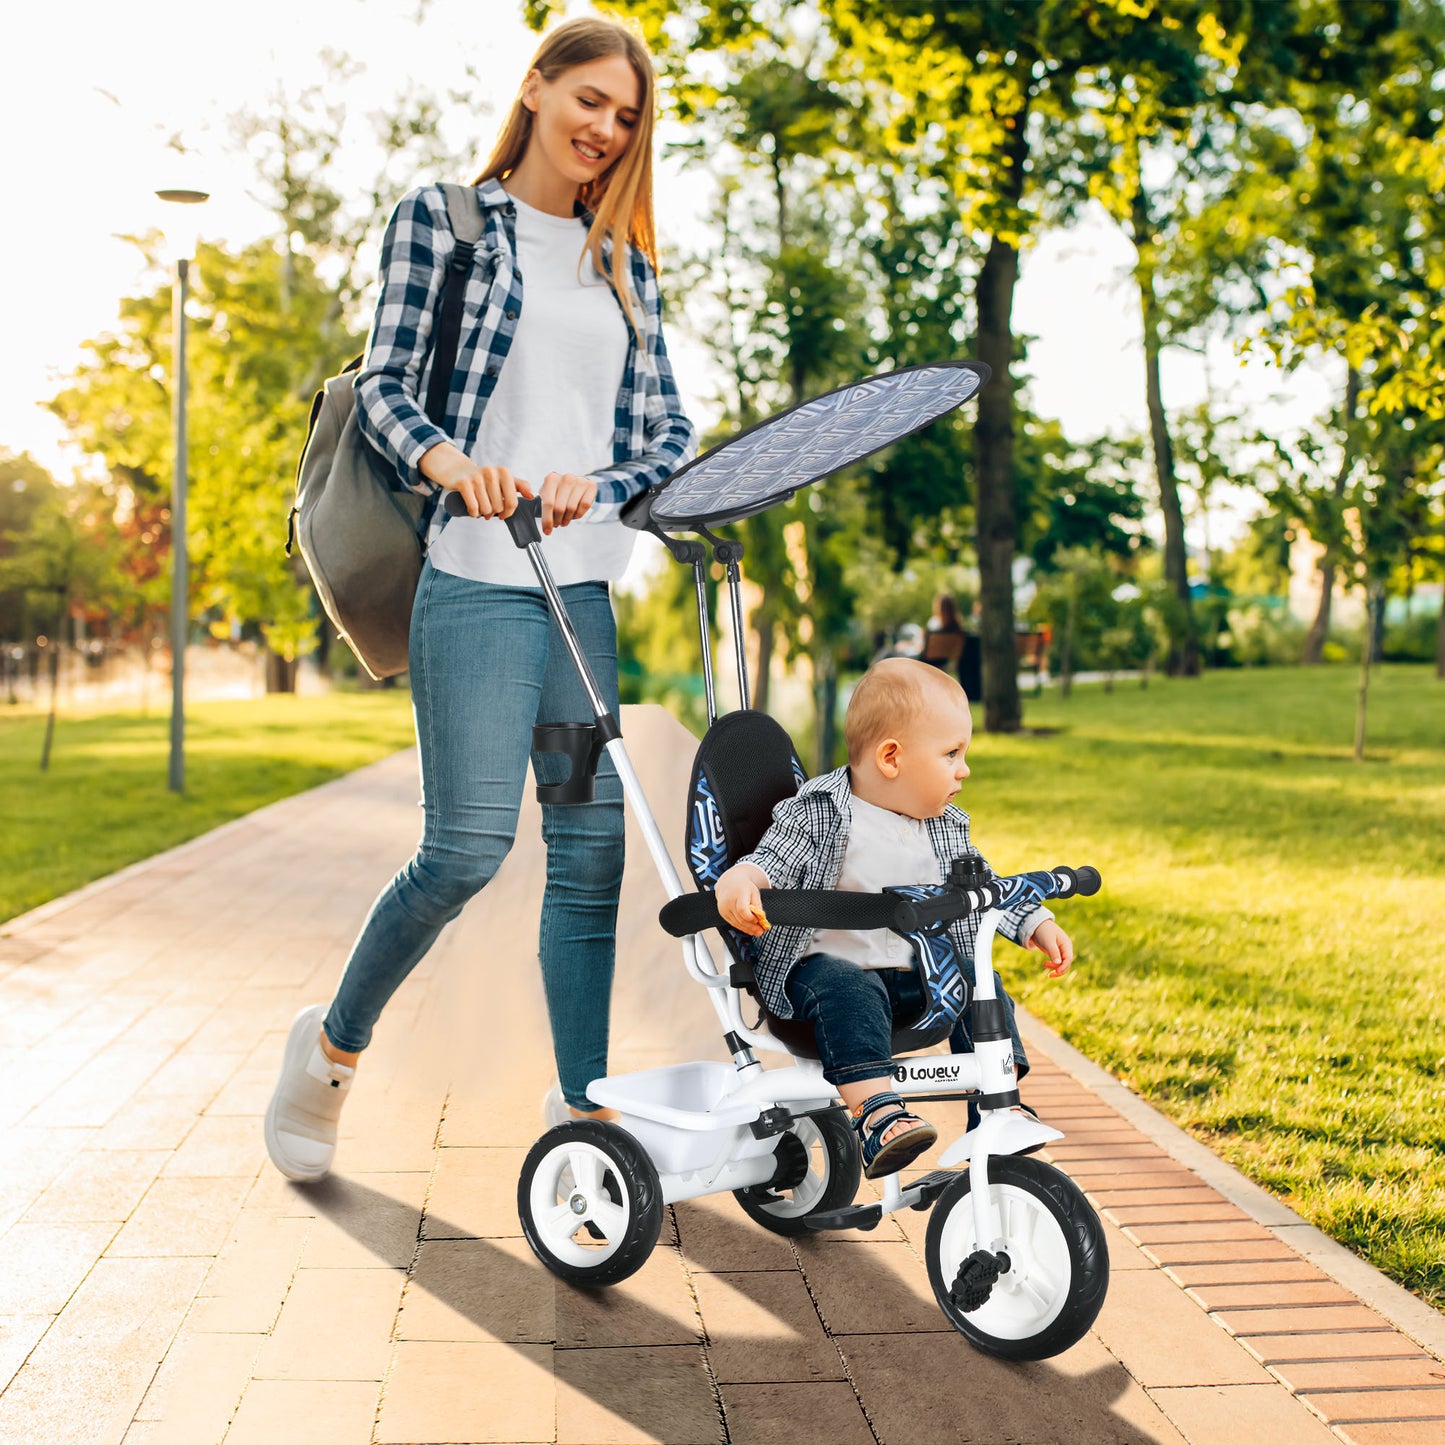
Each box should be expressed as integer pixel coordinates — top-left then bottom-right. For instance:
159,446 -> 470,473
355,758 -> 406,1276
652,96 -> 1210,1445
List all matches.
925,1154 -> 1108,1360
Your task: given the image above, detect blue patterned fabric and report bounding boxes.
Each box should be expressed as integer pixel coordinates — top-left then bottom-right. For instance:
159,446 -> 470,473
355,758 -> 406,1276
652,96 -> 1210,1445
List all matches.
355,178 -> 696,536
884,883 -> 971,1033
687,768 -> 759,970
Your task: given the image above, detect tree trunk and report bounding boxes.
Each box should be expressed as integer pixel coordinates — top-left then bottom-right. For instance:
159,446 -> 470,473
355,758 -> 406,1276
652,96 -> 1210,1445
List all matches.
265,649 -> 298,694
40,590 -> 65,771
1303,366 -> 1360,665
814,656 -> 838,773
1436,582 -> 1444,680
1137,267 -> 1197,676
974,229 -> 1023,732
1354,584 -> 1381,762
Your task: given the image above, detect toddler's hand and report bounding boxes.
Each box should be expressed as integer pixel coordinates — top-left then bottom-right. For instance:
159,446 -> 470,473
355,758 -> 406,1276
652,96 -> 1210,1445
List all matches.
1027,920 -> 1074,978
715,866 -> 770,936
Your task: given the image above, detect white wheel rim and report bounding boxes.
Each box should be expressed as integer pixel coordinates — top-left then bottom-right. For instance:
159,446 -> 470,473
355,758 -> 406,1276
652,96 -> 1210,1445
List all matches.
528,1141 -> 631,1267
754,1117 -> 833,1219
936,1180 -> 1071,1339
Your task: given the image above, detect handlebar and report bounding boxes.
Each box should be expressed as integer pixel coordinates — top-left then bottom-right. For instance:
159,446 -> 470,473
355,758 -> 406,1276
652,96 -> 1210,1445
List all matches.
658,864 -> 1100,940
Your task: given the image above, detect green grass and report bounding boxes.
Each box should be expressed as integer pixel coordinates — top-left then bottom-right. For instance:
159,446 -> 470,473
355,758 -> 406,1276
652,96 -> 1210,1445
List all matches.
962,665 -> 1445,1309
0,693 -> 416,924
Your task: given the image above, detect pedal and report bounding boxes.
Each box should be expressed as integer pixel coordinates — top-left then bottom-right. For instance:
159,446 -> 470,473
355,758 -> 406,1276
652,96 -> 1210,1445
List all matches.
905,1168 -> 958,1211
803,1202 -> 883,1232
950,1248 -> 1006,1312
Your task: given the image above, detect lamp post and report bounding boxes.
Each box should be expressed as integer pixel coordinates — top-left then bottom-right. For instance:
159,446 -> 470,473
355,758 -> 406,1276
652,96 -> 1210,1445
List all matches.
156,187 -> 208,793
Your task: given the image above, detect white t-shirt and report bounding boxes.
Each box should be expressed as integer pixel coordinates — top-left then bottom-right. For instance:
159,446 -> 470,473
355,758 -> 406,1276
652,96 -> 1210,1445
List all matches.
426,192 -> 635,588
810,794 -> 944,970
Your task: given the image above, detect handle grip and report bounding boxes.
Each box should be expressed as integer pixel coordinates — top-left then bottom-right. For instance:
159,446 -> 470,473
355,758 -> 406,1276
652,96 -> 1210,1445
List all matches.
443,491 -> 541,548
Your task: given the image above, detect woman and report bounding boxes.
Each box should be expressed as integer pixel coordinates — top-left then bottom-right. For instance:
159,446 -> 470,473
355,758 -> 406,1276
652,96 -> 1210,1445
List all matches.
920,593 -> 982,701
265,16 -> 695,1181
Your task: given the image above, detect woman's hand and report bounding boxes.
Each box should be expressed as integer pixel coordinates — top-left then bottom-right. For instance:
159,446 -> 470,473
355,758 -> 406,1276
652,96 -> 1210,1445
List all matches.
418,443 -> 534,519
540,472 -> 598,534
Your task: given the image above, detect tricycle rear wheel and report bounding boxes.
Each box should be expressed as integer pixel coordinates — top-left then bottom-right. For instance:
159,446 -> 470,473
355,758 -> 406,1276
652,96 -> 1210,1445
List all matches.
734,1107 -> 861,1237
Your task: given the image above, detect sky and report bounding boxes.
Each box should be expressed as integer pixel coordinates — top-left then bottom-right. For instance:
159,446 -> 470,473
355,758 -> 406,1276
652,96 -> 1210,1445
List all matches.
2,0 -> 1341,554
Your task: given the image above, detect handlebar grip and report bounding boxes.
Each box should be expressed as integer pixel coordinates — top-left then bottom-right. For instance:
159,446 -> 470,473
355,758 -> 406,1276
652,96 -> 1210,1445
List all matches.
1050,865 -> 1102,898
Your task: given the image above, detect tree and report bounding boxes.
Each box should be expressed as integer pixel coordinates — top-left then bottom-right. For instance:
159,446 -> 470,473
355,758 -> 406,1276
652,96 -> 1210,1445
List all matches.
0,484 -> 120,768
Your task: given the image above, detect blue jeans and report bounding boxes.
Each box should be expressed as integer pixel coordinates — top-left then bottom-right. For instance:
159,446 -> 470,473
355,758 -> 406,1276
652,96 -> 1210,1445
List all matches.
784,952 -> 1030,1091
324,561 -> 625,1111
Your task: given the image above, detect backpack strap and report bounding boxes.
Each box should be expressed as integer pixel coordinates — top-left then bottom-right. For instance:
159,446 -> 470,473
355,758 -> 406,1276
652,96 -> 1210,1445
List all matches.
423,182 -> 486,426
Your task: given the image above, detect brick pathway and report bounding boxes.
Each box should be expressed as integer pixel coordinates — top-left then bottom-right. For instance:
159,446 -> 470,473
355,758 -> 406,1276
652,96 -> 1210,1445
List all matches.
0,705 -> 1440,1444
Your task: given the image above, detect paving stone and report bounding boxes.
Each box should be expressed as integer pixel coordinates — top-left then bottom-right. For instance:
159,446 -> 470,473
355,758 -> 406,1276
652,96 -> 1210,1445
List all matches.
691,1270 -> 845,1383
718,1381 -> 873,1445
252,1266 -> 405,1381
673,1191 -> 802,1272
24,1043 -> 174,1128
0,1312 -> 52,1392
1141,1238 -> 1299,1266
295,1171 -> 429,1269
1090,1186 -> 1225,1208
1212,1303 -> 1397,1336
130,1329 -> 262,1442
793,1238 -> 939,1335
1270,1356 -> 1445,1392
1297,1388 -> 1445,1422
1239,1330 -> 1424,1364
1124,1218 -> 1280,1243
1093,1267 -> 1271,1387
1106,1201 -> 1251,1225
1337,1423 -> 1445,1445
841,1330 -> 1189,1444
424,1146 -> 529,1238
397,1236 -> 554,1343
554,1343 -> 722,1444
160,1115 -> 265,1178
186,1214 -> 310,1335
24,1148 -> 171,1224
0,1257 -> 207,1445
554,1245 -> 702,1348
1165,1258 -> 1330,1288
1149,1383 -> 1352,1443
1186,1279 -> 1361,1310
105,1176 -> 251,1257
0,1219 -> 118,1312
225,1379 -> 381,1445
378,1340 -> 554,1443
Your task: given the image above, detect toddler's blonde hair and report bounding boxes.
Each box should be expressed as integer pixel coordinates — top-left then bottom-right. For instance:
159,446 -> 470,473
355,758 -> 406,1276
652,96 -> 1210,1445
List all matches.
845,658 -> 967,765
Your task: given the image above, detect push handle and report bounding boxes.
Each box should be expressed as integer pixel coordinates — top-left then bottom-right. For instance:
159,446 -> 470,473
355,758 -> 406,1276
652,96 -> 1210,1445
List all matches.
442,491 -> 542,548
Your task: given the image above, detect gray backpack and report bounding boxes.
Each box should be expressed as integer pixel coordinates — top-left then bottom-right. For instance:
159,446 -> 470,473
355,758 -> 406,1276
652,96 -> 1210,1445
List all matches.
287,183 -> 484,680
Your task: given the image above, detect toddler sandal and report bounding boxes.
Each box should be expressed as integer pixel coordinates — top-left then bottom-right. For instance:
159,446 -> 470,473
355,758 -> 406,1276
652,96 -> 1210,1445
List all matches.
850,1091 -> 938,1179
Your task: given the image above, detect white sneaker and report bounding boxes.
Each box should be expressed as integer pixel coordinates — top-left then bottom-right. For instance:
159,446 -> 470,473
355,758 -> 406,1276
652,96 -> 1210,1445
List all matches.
264,1004 -> 355,1181
542,1082 -> 568,1130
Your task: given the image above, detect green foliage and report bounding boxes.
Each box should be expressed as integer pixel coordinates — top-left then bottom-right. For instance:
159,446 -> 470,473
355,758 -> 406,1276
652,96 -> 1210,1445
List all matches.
0,692 -> 417,923
0,452 -> 63,641
1383,607 -> 1441,663
614,552 -> 716,734
970,665 -> 1445,1305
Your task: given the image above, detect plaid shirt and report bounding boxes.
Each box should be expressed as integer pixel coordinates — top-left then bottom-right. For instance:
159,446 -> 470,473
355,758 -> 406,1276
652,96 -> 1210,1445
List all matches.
355,179 -> 696,531
737,766 -> 1053,1021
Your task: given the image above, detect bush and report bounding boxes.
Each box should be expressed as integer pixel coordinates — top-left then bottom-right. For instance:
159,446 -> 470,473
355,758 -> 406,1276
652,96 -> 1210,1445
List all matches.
1383,610 -> 1440,663
1226,603 -> 1308,667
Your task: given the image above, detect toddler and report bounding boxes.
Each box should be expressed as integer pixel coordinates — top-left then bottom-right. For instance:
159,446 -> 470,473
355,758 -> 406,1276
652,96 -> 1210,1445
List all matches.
714,658 -> 1073,1178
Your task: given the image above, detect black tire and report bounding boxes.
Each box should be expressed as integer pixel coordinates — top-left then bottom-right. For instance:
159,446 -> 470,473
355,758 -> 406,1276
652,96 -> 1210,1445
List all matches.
925,1154 -> 1108,1360
733,1108 -> 862,1237
517,1120 -> 663,1286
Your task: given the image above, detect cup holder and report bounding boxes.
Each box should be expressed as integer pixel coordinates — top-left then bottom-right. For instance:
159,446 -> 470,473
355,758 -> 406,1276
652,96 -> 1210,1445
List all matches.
532,722 -> 603,804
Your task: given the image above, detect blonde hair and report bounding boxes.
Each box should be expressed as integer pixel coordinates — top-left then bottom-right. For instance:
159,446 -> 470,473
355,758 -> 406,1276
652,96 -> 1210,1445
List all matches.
845,658 -> 966,765
474,15 -> 657,341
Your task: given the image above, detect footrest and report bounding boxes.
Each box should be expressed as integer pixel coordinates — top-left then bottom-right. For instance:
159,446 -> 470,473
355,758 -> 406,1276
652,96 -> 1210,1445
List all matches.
905,1168 -> 959,1211
803,1202 -> 884,1233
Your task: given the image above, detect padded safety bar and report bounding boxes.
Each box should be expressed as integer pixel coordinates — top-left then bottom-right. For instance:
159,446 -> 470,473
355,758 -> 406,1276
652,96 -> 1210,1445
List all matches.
657,865 -> 1100,939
